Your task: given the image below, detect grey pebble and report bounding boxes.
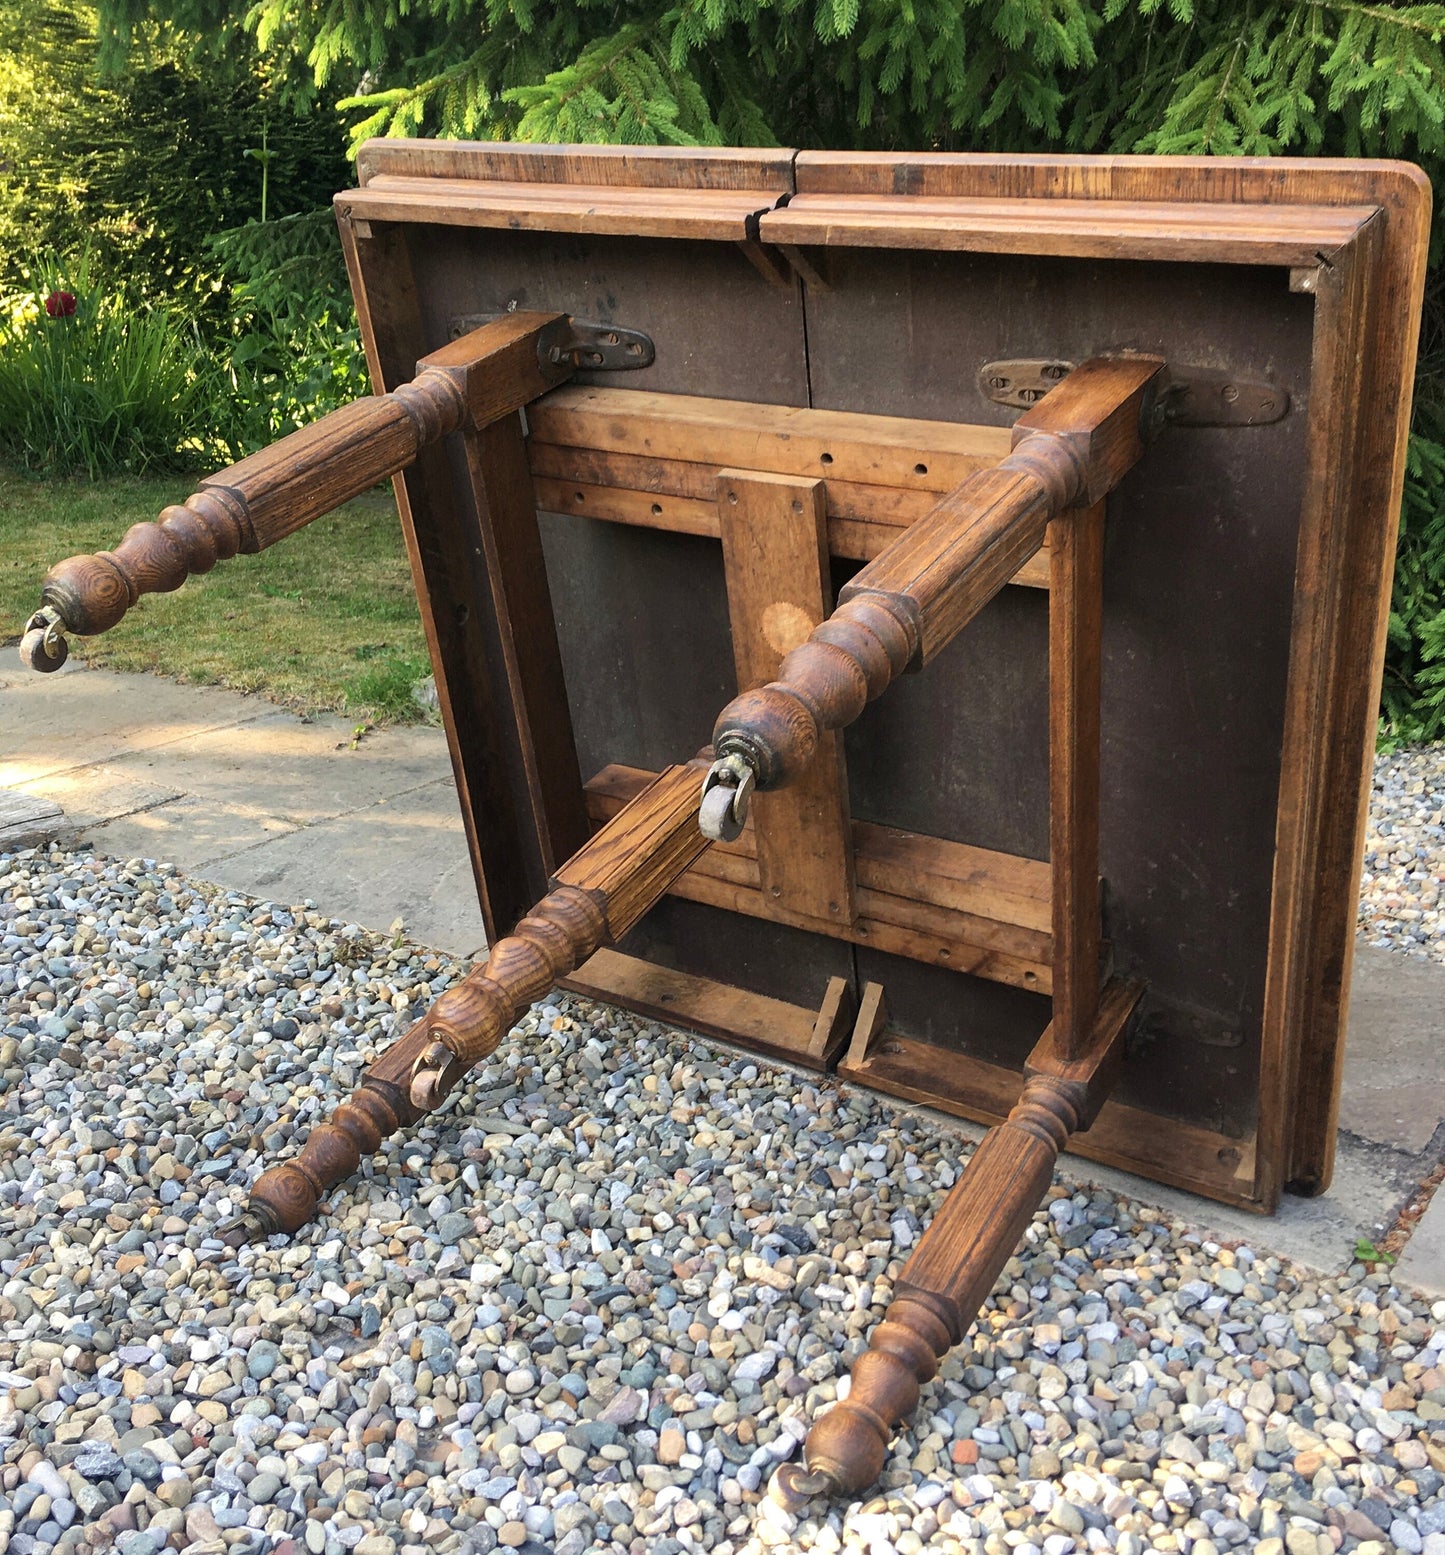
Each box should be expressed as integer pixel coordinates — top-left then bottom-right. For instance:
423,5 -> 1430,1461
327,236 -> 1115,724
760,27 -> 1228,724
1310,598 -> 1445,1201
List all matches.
434,1211 -> 473,1244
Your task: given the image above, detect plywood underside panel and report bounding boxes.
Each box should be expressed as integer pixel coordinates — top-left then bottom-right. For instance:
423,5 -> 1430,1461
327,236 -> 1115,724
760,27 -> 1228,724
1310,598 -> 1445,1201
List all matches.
810,253 -> 1316,1141
521,254 -> 1311,1151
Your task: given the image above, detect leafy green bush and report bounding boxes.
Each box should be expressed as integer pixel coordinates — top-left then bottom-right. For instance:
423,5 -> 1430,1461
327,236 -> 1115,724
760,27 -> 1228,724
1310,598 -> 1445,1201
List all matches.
0,3 -> 362,468
205,314 -> 370,461
0,1 -> 350,310
0,253 -> 215,476
1386,421 -> 1445,745
202,210 -> 372,458
1381,267 -> 1445,745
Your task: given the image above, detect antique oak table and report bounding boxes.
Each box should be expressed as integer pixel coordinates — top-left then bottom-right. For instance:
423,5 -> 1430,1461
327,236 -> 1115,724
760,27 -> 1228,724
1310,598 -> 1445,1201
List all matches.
22,145 -> 1429,1497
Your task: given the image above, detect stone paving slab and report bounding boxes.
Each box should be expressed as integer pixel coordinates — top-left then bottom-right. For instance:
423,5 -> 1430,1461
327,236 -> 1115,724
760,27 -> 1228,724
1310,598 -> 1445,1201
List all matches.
855,1082 -> 1432,1287
0,660 -> 271,785
1399,1180 -> 1445,1295
82,793 -> 299,873
102,711 -> 453,826
1341,944 -> 1445,1155
199,776 -> 486,957
14,765 -> 179,832
1063,1128 -> 1426,1283
3,661 -> 481,957
0,789 -> 63,848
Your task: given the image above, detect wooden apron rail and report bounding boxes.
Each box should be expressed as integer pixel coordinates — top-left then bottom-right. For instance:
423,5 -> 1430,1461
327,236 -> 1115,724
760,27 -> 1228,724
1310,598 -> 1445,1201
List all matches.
526,386 -> 1051,582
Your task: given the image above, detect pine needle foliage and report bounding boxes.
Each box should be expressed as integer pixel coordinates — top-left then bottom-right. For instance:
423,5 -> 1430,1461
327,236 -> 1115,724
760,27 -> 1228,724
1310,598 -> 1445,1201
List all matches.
92,0 -> 1445,739
1,0 -> 350,309
90,0 -> 1445,162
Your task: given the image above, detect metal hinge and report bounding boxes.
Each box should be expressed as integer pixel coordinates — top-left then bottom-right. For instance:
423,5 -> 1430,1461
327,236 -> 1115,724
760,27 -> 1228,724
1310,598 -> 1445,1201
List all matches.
979,358 -> 1289,428
450,312 -> 655,372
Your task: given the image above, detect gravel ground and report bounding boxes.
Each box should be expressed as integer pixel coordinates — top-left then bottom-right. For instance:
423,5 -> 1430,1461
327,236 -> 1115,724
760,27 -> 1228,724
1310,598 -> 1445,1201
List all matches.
0,743 -> 1442,1555
1359,743 -> 1445,963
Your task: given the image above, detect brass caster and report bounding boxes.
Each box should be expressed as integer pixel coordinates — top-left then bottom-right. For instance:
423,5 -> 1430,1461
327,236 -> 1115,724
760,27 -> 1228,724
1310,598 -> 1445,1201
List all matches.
409,1035 -> 465,1109
771,1461 -> 840,1511
19,609 -> 68,673
215,1204 -> 281,1247
699,752 -> 756,842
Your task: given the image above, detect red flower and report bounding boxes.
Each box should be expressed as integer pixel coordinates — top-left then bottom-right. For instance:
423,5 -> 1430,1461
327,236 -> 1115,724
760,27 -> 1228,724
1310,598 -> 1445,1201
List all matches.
43,290 -> 77,318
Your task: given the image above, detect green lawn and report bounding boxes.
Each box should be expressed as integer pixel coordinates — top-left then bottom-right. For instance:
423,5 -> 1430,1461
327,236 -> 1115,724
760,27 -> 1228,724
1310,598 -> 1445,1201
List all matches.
1,468 -> 432,722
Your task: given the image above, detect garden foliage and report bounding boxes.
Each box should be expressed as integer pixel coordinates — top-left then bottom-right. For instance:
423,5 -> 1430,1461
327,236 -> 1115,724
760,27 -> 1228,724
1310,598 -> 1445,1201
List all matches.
14,0 -> 1445,737
0,0 -> 348,309
90,0 -> 1445,159
0,2 -> 356,470
204,210 -> 371,456
0,253 -> 214,477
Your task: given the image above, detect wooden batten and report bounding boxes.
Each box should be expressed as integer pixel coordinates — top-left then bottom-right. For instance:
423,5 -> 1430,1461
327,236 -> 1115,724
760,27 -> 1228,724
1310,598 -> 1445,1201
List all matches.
584,764 -> 1055,994
347,141 -> 799,242
343,176 -> 792,241
529,387 -> 1010,484
561,947 -> 846,1066
338,222 -> 540,937
525,387 -> 1050,586
760,191 -> 1378,268
717,469 -> 857,924
1045,499 -> 1106,1060
355,139 -> 799,192
839,1024 -> 1261,1210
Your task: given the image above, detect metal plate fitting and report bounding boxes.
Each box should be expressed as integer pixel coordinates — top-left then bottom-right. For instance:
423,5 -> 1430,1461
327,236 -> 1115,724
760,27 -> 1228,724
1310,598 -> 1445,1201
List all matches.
979,358 -> 1289,428
448,312 -> 655,372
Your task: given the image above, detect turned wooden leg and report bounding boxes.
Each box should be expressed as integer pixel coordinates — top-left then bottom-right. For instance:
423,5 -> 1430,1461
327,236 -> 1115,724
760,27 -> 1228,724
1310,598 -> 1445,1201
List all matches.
21,312 -> 582,665
781,982 -> 1139,1502
785,1072 -> 1083,1497
237,1055 -> 420,1238
233,880 -> 611,1239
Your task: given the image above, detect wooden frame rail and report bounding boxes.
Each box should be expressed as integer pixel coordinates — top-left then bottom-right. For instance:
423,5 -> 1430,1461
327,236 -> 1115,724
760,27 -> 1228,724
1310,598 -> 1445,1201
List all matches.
525,387 -> 1051,584
584,763 -> 1055,992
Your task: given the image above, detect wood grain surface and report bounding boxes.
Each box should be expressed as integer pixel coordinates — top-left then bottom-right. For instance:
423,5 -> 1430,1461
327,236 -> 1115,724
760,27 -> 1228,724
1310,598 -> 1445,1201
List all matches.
339,220 -> 540,936
583,764 -> 1054,992
1046,500 -> 1105,1061
718,470 -> 857,923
